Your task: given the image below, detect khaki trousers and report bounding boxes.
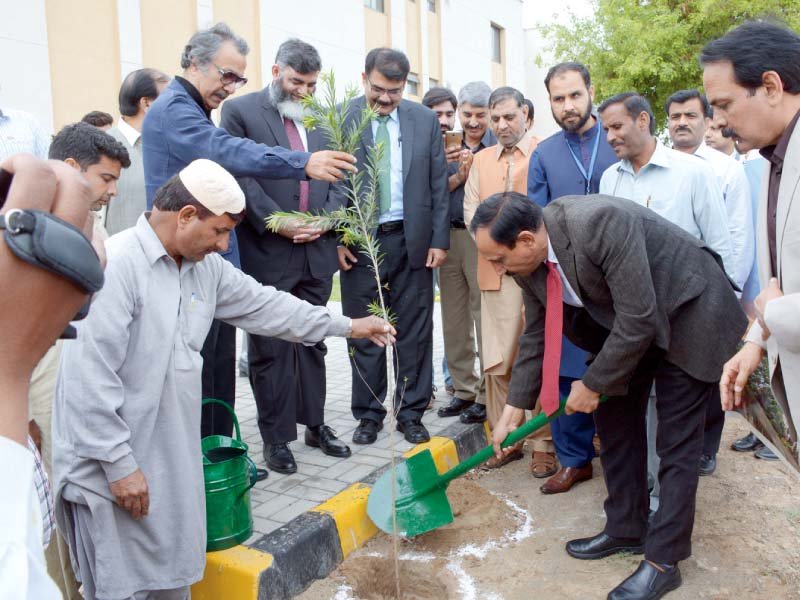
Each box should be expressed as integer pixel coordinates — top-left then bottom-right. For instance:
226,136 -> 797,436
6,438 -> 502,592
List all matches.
439,228 -> 484,403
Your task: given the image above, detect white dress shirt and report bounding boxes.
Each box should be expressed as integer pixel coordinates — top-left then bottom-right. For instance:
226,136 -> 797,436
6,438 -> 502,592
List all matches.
547,237 -> 583,307
694,141 -> 754,289
599,140 -> 734,278
370,108 -> 404,223
117,117 -> 142,147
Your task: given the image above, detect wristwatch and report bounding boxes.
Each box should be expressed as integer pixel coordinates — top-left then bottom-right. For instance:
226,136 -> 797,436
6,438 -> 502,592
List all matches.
345,318 -> 353,338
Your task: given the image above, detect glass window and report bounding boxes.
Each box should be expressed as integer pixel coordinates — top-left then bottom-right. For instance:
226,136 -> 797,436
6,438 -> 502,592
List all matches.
429,77 -> 439,89
364,0 -> 385,12
427,0 -> 436,12
406,73 -> 420,96
491,24 -> 503,63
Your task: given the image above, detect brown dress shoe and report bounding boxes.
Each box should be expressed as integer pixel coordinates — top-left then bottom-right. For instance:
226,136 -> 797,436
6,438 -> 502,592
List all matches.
540,464 -> 593,494
530,451 -> 558,478
483,443 -> 524,469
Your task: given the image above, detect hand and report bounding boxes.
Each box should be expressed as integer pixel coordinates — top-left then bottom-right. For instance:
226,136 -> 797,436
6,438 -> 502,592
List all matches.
565,380 -> 600,414
753,278 -> 783,338
350,316 -> 397,347
305,150 -> 357,182
109,468 -> 149,520
426,248 -> 447,268
445,144 -> 462,163
28,419 -> 42,454
720,342 -> 764,411
337,245 -> 358,271
491,405 -> 525,459
457,150 -> 473,181
277,219 -> 323,244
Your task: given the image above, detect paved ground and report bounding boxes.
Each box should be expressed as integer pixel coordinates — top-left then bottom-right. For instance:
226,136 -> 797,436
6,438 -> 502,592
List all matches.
234,299 -> 461,541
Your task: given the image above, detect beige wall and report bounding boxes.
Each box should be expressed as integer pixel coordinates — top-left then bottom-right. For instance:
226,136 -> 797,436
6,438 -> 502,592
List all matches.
213,0 -> 262,94
45,0 -> 121,130
140,0 -> 197,77
364,2 -> 392,54
426,1 -> 442,85
405,0 -> 421,75
491,26 -> 506,88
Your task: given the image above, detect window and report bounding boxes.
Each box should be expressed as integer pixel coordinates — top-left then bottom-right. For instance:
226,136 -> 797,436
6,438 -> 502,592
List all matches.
406,73 -> 419,96
429,77 -> 439,89
491,24 -> 503,63
364,0 -> 385,12
427,0 -> 436,12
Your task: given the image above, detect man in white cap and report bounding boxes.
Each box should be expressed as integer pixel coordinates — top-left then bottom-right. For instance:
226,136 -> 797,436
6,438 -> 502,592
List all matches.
51,159 -> 394,600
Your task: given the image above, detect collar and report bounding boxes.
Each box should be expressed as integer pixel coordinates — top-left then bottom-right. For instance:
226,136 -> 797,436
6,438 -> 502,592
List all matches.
135,213 -> 170,266
760,109 -> 800,166
494,128 -> 537,160
693,140 -> 712,160
563,117 -> 600,144
462,129 -> 495,153
117,118 -> 141,146
619,139 -> 670,174
546,235 -> 561,266
375,107 -> 399,124
175,76 -> 211,119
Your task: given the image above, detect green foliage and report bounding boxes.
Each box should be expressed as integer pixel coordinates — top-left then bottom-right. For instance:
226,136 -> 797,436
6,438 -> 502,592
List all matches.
538,0 -> 800,127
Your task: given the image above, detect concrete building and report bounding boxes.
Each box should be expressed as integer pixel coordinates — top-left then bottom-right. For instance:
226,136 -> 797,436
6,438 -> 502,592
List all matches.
0,0 -> 527,135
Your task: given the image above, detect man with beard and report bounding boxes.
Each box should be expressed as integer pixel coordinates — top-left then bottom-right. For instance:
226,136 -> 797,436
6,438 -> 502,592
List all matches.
220,39 -> 351,474
527,62 -> 617,494
421,83 -> 495,423
143,23 -> 357,443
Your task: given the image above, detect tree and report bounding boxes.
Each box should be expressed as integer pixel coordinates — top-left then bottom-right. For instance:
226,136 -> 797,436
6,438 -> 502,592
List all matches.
539,0 -> 800,127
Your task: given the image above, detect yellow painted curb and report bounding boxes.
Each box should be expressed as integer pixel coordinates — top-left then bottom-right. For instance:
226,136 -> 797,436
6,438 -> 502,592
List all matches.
313,482 -> 378,559
191,545 -> 273,600
404,436 -> 459,474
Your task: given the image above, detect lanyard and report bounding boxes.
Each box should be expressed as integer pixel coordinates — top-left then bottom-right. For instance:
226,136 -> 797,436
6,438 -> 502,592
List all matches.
565,129 -> 601,194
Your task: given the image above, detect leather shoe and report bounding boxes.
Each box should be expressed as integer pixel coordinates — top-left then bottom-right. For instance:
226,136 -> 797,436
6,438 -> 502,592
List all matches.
755,445 -> 779,461
731,432 -> 763,452
608,560 -> 682,599
397,419 -> 430,444
305,425 -> 351,458
437,397 -> 474,418
698,453 -> 716,476
352,419 -> 382,445
263,443 -> 297,475
540,464 -> 593,494
459,402 -> 487,424
566,532 -> 645,560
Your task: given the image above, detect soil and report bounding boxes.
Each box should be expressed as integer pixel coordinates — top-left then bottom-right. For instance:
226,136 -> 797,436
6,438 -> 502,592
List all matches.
298,417 -> 800,600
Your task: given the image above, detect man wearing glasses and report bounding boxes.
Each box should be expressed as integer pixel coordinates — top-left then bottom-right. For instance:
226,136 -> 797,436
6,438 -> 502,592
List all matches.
142,23 -> 357,444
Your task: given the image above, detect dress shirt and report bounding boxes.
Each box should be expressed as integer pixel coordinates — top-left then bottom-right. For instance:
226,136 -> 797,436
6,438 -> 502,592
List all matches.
547,237 -> 583,307
371,108 -> 403,223
599,140 -> 733,278
0,108 -> 50,161
117,117 -> 141,147
694,141 -> 754,289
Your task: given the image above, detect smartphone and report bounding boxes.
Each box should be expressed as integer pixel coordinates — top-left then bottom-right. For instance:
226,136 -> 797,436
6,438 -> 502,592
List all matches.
444,130 -> 463,148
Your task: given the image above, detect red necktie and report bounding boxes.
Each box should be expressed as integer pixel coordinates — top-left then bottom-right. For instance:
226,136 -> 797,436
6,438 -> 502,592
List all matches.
283,118 -> 310,212
540,260 -> 563,415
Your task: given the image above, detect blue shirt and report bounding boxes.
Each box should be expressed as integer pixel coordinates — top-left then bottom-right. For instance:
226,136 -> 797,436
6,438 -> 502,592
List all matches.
0,108 -> 49,162
371,108 -> 404,223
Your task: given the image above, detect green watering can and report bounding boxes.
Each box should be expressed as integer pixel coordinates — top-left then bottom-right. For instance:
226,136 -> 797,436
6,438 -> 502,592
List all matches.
367,396 -> 603,537
201,398 -> 259,552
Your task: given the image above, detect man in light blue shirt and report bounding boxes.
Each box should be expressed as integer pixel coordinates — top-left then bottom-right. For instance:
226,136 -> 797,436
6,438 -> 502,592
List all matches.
598,93 -> 733,275
0,108 -> 49,161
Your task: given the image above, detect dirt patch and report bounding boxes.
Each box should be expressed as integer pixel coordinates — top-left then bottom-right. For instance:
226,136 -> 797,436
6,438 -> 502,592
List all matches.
336,556 -> 451,600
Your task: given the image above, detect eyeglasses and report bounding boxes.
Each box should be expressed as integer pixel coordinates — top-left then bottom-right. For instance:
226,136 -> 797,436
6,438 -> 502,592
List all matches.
213,64 -> 248,89
366,79 -> 404,98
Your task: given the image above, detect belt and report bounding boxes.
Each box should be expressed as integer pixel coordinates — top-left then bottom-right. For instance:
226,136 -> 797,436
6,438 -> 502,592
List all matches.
377,220 -> 404,233
450,219 -> 466,229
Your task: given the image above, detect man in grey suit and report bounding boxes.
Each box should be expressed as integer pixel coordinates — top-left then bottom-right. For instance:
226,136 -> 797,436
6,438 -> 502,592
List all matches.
105,68 -> 170,235
220,39 -> 351,474
338,48 -> 449,445
474,192 -> 746,600
704,21 -> 800,453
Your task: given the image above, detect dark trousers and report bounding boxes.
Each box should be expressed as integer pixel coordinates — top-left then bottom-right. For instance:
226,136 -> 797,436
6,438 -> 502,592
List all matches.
200,319 -> 237,438
249,246 -> 332,445
552,377 -> 596,468
702,387 -> 725,455
595,349 -> 713,564
340,229 -> 433,423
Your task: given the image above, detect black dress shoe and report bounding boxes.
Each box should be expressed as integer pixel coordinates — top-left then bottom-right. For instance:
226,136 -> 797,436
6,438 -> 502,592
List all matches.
608,561 -> 682,599
397,419 -> 431,444
263,443 -> 297,474
698,453 -> 716,476
352,419 -> 383,445
437,397 -> 474,418
755,445 -> 779,461
459,402 -> 487,424
731,432 -> 763,452
566,532 -> 645,560
305,425 -> 352,458
255,468 -> 269,482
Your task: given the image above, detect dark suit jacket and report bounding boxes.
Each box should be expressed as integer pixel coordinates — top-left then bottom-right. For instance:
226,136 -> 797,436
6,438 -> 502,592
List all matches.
219,89 -> 341,283
343,97 -> 449,269
506,194 -> 748,409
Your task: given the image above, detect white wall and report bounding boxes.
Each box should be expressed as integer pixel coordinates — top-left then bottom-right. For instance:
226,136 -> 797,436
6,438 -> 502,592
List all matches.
0,0 -> 54,133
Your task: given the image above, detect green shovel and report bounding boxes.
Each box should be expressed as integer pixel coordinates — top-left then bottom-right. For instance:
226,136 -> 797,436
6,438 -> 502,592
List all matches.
367,396 -> 601,537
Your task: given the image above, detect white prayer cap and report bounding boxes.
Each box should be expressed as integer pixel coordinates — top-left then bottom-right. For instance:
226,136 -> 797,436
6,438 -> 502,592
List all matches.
178,159 -> 245,216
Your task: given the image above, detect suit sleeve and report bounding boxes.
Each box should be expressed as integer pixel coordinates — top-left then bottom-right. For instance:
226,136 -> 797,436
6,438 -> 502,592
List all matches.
429,116 -> 450,249
506,277 -> 547,410
763,293 -> 800,353
165,95 -> 309,180
528,148 -> 551,207
219,101 -> 285,235
579,207 -> 659,395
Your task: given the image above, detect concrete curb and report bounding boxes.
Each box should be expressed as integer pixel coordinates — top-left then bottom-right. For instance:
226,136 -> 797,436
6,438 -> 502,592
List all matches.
191,419 -> 489,599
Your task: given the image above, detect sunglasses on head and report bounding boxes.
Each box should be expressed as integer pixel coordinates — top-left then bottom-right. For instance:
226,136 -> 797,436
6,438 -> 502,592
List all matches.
213,64 -> 248,89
